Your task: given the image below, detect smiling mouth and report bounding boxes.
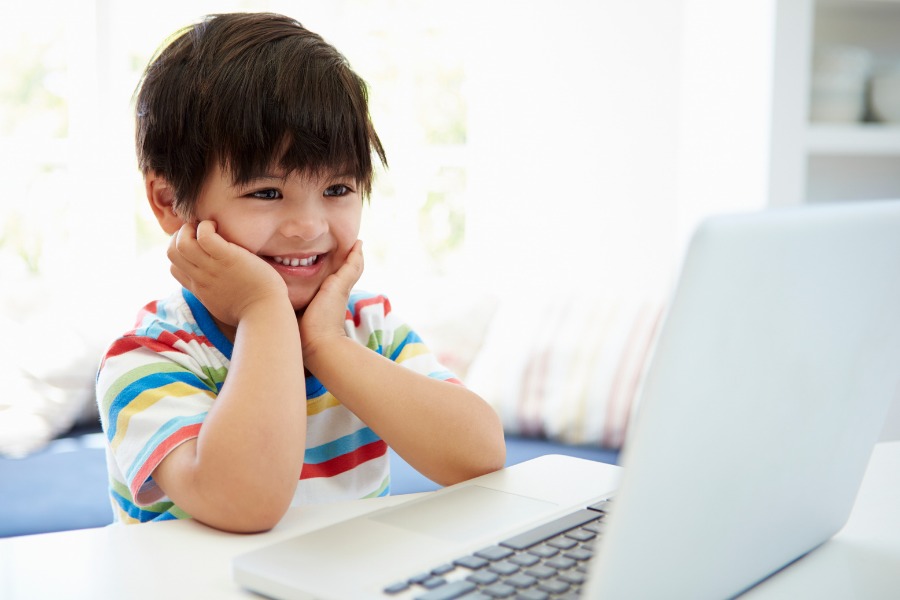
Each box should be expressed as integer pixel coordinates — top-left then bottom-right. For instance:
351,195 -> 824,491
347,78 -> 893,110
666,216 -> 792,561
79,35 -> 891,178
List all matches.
272,255 -> 321,267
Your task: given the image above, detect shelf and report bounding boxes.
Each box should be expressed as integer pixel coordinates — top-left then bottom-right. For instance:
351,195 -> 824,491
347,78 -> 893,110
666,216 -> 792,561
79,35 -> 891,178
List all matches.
806,124 -> 900,155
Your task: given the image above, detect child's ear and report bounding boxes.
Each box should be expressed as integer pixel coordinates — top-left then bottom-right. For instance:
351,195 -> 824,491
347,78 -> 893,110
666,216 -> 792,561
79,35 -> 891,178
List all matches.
145,172 -> 183,234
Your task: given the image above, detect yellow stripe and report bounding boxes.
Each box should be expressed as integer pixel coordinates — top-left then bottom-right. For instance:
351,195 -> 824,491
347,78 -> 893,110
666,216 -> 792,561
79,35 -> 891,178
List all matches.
307,392 -> 341,416
111,381 -> 212,450
395,342 -> 429,364
102,362 -> 187,414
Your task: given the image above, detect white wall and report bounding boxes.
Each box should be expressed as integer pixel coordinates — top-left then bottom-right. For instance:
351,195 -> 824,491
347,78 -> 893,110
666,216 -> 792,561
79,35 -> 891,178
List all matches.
463,0 -> 778,299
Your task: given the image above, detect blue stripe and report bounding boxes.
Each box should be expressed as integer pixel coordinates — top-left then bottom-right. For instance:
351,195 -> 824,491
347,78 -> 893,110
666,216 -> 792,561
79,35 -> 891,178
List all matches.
154,511 -> 181,522
107,371 -> 210,442
125,412 -> 206,483
389,330 -> 423,361
347,290 -> 375,319
183,288 -> 234,360
305,375 -> 326,399
428,370 -> 458,382
305,427 -> 381,465
110,488 -> 167,522
137,318 -> 197,340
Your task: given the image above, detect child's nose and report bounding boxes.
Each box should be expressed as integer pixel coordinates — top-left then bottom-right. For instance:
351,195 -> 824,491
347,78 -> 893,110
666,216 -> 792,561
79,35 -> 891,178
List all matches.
279,206 -> 328,241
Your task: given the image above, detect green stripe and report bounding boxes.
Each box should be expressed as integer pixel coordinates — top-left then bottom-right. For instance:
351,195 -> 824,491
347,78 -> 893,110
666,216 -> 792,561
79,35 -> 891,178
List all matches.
381,324 -> 412,358
102,361 -> 222,413
363,473 -> 391,498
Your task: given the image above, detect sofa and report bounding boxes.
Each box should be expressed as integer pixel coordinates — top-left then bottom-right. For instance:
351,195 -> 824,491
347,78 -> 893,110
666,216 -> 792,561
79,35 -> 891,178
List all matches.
1,281 -> 660,537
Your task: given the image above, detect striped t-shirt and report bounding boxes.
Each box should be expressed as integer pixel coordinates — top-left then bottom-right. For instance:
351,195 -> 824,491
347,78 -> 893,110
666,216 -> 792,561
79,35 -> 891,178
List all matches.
95,288 -> 459,524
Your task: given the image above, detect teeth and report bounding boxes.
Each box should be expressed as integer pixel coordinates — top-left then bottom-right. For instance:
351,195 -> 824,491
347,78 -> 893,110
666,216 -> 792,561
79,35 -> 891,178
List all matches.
274,255 -> 319,267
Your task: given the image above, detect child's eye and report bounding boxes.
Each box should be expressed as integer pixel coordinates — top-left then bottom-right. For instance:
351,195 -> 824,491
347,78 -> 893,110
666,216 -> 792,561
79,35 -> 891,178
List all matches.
324,184 -> 352,197
249,188 -> 282,200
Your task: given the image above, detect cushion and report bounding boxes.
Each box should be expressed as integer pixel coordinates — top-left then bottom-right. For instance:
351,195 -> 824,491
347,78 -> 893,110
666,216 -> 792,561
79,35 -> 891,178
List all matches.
465,288 -> 665,449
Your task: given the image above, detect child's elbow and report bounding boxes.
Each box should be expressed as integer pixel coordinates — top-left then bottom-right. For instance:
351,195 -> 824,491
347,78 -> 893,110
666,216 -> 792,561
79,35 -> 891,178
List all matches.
201,506 -> 286,534
195,491 -> 293,534
478,437 -> 507,477
447,437 -> 507,485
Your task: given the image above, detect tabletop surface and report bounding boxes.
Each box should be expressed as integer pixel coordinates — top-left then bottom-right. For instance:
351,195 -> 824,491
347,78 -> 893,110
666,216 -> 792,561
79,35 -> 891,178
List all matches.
2,441 -> 898,600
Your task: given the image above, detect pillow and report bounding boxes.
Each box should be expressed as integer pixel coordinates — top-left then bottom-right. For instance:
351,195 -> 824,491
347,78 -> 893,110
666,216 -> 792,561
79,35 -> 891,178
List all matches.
0,267 -> 160,458
0,312 -> 101,458
465,288 -> 665,449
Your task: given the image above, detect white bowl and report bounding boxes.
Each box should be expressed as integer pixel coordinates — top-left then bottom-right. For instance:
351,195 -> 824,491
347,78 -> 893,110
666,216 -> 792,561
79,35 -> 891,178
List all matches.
870,70 -> 900,123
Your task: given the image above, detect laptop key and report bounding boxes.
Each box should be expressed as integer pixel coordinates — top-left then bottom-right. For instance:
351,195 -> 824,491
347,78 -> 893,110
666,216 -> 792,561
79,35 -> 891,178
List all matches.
481,582 -> 516,598
545,556 -> 576,570
503,573 -> 537,589
559,570 -> 587,585
537,579 -> 570,595
500,509 -> 601,551
475,546 -> 514,561
509,553 -> 540,567
384,580 -> 410,594
524,565 -> 557,579
487,561 -> 519,576
421,576 -> 448,589
582,522 -> 605,534
433,563 -> 456,576
565,528 -> 595,542
527,545 -> 558,558
547,536 -> 577,550
563,548 -> 592,562
414,579 -> 478,600
454,555 -> 490,570
514,590 -> 549,600
467,569 -> 499,585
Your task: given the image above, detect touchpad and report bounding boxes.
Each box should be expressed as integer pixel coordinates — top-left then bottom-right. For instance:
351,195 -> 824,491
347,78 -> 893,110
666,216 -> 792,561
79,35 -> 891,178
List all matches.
370,485 -> 557,543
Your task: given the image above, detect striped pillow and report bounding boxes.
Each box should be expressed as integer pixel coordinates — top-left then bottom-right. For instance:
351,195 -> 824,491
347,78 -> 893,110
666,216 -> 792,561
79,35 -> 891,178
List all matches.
465,291 -> 664,449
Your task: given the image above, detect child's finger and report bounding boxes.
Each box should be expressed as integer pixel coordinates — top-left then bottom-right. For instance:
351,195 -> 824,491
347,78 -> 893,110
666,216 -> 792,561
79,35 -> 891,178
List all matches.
193,220 -> 230,260
331,240 -> 364,293
168,224 -> 202,271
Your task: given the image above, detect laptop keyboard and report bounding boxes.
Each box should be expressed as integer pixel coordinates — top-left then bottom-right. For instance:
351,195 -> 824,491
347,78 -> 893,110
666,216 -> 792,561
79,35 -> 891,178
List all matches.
383,499 -> 613,599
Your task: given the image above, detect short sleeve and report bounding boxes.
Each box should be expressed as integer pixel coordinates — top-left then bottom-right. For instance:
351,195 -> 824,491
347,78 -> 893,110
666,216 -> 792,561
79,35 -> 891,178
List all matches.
97,335 -> 218,505
344,291 -> 462,385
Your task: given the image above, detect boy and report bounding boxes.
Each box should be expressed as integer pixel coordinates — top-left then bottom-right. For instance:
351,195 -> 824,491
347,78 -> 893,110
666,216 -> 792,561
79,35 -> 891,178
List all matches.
96,12 -> 505,533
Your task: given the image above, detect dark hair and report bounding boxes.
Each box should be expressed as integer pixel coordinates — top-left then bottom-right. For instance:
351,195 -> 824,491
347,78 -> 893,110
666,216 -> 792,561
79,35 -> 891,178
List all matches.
135,12 -> 387,215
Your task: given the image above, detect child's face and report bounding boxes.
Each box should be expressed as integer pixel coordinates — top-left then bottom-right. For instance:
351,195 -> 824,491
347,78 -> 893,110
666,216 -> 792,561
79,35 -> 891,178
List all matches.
192,163 -> 363,312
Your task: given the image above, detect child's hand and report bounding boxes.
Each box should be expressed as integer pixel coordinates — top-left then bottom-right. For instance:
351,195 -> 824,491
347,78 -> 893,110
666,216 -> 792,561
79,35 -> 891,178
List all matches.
299,240 -> 364,365
168,221 -> 288,327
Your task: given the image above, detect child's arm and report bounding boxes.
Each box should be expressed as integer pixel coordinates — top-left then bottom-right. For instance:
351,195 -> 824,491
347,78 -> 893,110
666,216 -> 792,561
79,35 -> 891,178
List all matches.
301,246 -> 506,487
151,221 -> 307,533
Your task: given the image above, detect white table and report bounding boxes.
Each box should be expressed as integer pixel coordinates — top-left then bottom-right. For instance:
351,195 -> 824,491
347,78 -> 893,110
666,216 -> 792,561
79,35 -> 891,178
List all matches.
2,442 -> 898,599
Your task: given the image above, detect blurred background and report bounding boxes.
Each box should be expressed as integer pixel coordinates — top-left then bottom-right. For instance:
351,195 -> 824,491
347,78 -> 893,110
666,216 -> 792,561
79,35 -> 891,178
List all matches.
2,0 -> 900,455
5,0 -> 900,312
0,0 -> 766,312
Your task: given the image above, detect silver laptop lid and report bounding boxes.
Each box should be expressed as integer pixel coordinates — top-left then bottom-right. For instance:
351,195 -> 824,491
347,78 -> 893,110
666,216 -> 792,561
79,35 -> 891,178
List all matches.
586,200 -> 900,599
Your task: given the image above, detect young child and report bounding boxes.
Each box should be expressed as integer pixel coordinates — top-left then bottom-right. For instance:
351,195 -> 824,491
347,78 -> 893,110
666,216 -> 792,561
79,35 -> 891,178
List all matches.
96,12 -> 505,533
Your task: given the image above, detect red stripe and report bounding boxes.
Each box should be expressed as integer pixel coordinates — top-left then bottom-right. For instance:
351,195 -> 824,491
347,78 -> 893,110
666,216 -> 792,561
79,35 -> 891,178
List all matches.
299,439 -> 388,480
352,295 -> 391,327
102,329 -> 212,366
139,301 -> 159,323
130,423 -> 202,501
155,328 -> 210,348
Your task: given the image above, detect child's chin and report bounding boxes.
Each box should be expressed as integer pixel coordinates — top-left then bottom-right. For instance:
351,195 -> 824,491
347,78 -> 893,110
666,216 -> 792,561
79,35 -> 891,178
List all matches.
291,299 -> 312,314
289,291 -> 316,314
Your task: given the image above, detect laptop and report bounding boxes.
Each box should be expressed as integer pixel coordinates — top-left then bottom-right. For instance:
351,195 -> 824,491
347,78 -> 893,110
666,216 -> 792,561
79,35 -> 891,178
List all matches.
233,200 -> 900,600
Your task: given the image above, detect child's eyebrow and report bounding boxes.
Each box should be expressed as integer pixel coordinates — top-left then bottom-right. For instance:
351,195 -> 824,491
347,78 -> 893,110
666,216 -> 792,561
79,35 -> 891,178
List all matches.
234,170 -> 358,186
238,172 -> 288,184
